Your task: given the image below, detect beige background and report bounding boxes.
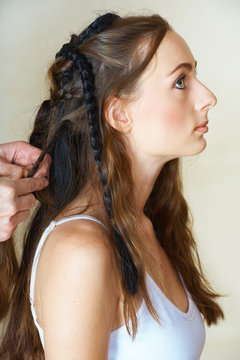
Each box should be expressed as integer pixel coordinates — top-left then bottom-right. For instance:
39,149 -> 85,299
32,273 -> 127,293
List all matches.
0,0 -> 239,358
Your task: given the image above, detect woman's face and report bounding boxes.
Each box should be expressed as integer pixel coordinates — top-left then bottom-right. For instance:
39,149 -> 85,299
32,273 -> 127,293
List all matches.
123,30 -> 217,161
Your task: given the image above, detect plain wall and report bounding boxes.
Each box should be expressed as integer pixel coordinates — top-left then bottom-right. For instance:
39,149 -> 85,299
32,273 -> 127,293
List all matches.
0,0 -> 239,358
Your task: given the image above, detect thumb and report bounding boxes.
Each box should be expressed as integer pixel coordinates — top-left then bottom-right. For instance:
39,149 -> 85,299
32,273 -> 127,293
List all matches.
0,158 -> 25,179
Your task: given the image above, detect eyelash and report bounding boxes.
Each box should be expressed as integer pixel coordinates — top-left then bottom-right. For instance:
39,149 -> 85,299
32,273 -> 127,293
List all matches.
175,69 -> 198,90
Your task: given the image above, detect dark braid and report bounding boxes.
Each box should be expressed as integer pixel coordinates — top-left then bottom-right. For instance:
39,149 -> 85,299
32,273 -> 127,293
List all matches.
29,12 -> 139,295
55,12 -> 120,58
64,48 -> 139,295
56,13 -> 120,88
29,12 -> 120,174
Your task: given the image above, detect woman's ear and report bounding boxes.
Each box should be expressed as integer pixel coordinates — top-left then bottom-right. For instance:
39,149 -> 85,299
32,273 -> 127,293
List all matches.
104,97 -> 132,133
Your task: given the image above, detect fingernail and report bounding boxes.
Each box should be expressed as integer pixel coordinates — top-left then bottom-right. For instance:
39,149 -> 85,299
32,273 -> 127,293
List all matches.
22,168 -> 29,178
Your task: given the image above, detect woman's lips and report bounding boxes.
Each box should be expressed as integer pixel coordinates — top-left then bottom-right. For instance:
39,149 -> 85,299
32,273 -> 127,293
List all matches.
195,126 -> 208,133
195,120 -> 209,132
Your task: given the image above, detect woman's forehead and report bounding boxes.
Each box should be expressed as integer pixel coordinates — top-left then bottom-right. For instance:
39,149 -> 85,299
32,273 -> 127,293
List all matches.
144,30 -> 196,79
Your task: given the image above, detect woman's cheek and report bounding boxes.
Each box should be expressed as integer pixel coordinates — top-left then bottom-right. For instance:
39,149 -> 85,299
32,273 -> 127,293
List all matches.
160,106 -> 185,131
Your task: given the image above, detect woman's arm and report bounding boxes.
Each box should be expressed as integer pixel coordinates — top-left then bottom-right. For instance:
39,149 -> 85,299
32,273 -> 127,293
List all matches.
37,220 -> 119,360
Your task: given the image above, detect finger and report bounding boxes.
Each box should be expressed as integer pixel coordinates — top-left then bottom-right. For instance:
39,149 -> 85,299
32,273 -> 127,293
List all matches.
22,168 -> 30,178
15,192 -> 36,213
16,142 -> 44,165
0,158 -> 24,179
10,209 -> 31,228
15,177 -> 49,197
0,217 -> 17,242
0,226 -> 17,242
0,142 -> 51,178
0,141 -> 45,168
0,210 -> 30,241
3,141 -> 43,166
33,153 -> 52,177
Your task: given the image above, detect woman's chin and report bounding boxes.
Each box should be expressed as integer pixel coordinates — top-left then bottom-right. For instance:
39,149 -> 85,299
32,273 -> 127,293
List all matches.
193,138 -> 207,155
181,139 -> 207,157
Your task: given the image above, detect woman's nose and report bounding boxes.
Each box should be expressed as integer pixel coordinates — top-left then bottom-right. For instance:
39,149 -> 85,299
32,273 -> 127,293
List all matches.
195,82 -> 217,112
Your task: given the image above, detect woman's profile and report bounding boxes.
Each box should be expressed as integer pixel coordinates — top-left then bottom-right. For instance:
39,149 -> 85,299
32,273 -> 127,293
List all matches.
0,12 -> 225,359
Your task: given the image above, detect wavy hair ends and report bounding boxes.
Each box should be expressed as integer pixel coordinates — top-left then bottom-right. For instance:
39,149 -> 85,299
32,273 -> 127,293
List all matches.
0,12 -> 225,359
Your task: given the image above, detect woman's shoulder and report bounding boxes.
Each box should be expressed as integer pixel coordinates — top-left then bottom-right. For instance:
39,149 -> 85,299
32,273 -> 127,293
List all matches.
36,216 -> 119,293
34,217 -> 121,356
47,215 -> 110,253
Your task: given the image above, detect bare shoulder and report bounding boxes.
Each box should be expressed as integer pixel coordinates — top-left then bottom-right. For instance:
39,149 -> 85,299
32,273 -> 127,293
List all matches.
36,217 -> 120,299
46,217 -> 111,252
37,218 -> 118,287
35,218 -> 120,359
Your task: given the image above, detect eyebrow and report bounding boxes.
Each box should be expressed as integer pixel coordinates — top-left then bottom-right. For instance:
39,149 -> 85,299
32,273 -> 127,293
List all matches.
168,60 -> 198,76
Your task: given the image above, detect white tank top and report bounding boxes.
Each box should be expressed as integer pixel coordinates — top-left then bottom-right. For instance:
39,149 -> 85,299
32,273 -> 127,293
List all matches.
29,215 -> 206,359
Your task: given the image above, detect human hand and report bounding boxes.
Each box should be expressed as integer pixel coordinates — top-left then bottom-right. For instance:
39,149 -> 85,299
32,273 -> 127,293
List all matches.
0,141 -> 51,241
0,141 -> 51,179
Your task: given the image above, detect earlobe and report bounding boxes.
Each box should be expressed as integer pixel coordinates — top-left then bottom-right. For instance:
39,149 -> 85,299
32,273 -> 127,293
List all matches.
104,97 -> 131,133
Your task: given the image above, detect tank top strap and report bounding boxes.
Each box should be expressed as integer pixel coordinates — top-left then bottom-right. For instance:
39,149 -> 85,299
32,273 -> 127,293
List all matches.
53,214 -> 107,229
29,215 -> 106,307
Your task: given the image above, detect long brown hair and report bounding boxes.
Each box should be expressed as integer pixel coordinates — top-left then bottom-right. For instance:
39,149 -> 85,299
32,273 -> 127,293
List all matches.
0,12 -> 225,359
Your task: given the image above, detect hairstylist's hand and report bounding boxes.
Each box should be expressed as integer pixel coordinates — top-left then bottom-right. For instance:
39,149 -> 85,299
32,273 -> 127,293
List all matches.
0,141 -> 51,242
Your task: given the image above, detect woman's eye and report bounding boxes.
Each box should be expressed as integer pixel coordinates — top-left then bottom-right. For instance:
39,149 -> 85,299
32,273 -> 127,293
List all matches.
175,75 -> 186,90
174,69 -> 198,90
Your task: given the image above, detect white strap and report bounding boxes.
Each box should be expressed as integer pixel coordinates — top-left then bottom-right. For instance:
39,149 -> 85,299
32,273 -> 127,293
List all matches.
29,214 -> 106,307
53,214 -> 107,229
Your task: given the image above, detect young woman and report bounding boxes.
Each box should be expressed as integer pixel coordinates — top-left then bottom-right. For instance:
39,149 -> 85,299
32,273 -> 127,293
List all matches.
0,12 -> 225,360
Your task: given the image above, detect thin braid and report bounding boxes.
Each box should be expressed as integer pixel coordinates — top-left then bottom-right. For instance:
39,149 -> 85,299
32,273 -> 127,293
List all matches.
66,49 -> 139,295
75,13 -> 120,46
55,13 -> 120,59
30,13 -> 120,180
56,13 -> 120,87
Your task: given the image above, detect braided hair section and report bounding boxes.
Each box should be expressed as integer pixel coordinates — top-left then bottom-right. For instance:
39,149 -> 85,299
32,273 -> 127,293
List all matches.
30,13 -> 120,173
28,13 -> 120,179
56,12 -> 120,58
64,47 -> 139,295
56,13 -> 139,295
56,13 -> 120,88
